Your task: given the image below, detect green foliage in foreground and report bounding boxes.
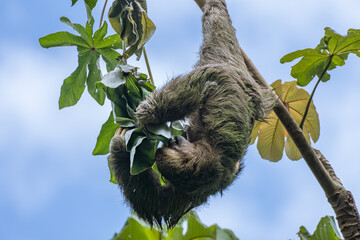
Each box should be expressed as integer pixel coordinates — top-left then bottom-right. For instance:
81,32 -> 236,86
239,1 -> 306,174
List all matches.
111,212 -> 239,240
298,216 -> 342,240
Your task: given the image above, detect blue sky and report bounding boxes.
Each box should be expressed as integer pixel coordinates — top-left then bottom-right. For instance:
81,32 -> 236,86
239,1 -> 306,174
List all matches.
1,0 -> 360,239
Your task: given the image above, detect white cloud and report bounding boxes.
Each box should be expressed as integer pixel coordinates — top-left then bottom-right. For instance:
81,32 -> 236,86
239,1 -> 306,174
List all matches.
0,44 -> 112,215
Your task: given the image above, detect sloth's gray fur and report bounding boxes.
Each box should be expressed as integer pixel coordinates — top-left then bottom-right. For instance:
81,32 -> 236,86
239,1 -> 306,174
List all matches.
108,0 -> 274,228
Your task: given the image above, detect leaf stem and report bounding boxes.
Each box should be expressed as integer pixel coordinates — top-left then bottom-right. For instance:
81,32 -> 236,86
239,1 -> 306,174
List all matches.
123,39 -> 127,63
99,0 -> 109,28
143,47 -> 154,85
299,55 -> 333,129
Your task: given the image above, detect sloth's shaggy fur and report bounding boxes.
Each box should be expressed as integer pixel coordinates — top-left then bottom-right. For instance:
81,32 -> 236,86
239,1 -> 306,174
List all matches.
108,0 -> 273,228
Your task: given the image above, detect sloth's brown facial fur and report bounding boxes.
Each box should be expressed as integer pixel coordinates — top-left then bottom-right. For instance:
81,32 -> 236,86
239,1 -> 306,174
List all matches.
108,0 -> 274,228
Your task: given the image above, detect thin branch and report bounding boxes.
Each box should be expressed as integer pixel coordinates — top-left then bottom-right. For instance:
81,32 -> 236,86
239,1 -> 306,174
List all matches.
143,47 -> 155,85
99,0 -> 109,29
299,55 -> 333,129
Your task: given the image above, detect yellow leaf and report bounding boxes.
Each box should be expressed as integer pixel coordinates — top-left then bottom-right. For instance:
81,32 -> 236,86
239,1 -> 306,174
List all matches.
252,80 -> 320,162
257,111 -> 285,162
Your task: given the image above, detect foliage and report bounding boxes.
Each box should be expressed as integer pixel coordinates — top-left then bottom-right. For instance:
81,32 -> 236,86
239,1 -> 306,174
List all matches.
250,80 -> 320,162
108,0 -> 156,59
40,0 -> 179,175
95,62 -> 183,175
111,212 -> 239,240
281,28 -> 360,87
39,6 -> 122,109
298,216 -> 342,240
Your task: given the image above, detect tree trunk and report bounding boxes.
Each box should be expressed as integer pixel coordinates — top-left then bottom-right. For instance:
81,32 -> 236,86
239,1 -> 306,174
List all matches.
193,0 -> 360,239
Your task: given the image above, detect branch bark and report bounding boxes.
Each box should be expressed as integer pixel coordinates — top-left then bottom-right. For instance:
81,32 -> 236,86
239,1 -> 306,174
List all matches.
193,0 -> 360,239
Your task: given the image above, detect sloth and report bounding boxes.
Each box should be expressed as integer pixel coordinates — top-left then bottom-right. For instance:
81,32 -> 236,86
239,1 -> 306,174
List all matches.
108,0 -> 273,228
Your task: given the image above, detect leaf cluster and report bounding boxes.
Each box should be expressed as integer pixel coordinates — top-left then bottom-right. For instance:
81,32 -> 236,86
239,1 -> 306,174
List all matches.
250,80 -> 320,162
281,28 -> 360,86
298,216 -> 342,240
111,212 -> 239,240
94,63 -> 184,175
108,0 -> 156,59
39,6 -> 122,109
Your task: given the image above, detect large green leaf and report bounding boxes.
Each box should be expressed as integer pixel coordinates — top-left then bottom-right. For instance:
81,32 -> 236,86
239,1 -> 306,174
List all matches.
311,216 -> 342,240
40,9 -> 123,109
111,212 -> 239,240
61,17 -> 94,46
111,217 -> 160,240
87,52 -> 106,105
298,216 -> 342,240
281,27 -> 360,86
59,51 -> 92,109
93,111 -> 119,155
39,31 -> 89,48
130,137 -> 158,175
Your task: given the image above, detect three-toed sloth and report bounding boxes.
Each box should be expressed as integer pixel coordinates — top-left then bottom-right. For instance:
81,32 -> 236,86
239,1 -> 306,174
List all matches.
109,0 -> 273,228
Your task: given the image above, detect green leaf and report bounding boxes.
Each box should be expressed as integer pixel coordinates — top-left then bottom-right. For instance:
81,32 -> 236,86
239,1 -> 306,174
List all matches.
85,4 -> 95,38
59,51 -> 92,109
137,10 -> 156,49
71,0 -> 78,6
298,226 -> 312,240
310,216 -> 342,240
93,21 -> 108,46
125,75 -> 142,107
39,31 -> 89,48
103,86 -> 130,118
114,116 -> 136,127
92,111 -> 119,155
100,66 -> 126,88
98,48 -> 121,71
60,17 -> 93,46
184,213 -> 239,240
112,217 -> 161,240
87,52 -> 106,105
281,27 -> 360,87
124,128 -> 145,151
170,121 -> 185,136
146,123 -> 173,144
112,212 -> 239,240
130,137 -> 158,175
95,34 -> 123,49
325,27 -> 360,55
108,162 -> 118,184
85,0 -> 98,10
70,0 -> 97,9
